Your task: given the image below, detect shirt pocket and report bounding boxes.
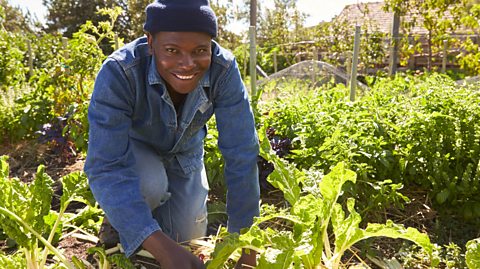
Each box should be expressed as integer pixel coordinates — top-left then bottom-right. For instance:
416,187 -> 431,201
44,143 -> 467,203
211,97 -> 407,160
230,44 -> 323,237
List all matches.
187,101 -> 214,136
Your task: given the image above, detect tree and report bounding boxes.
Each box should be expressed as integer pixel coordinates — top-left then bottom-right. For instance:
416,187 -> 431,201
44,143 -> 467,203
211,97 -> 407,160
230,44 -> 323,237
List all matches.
43,0 -> 120,37
384,0 -> 470,71
0,0 -> 35,33
210,0 -> 243,51
120,0 -> 150,41
256,0 -> 307,73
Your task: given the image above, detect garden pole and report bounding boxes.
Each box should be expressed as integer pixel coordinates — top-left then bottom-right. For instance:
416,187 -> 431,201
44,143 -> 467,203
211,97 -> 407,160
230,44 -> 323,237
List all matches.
388,11 -> 400,76
350,25 -> 361,102
243,46 -> 247,78
273,51 -> 278,74
27,39 -> 33,78
249,26 -> 257,101
442,40 -> 447,73
311,47 -> 318,84
249,0 -> 257,106
114,33 -> 119,50
62,37 -> 69,59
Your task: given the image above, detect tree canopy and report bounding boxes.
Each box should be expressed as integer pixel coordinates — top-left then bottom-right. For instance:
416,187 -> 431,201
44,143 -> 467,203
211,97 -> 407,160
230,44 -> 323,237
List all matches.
0,0 -> 35,33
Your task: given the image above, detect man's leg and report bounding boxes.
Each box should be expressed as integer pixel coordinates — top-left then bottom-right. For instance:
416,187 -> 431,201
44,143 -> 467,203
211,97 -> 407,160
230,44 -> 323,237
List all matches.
153,157 -> 209,242
132,139 -> 171,210
99,139 -> 171,247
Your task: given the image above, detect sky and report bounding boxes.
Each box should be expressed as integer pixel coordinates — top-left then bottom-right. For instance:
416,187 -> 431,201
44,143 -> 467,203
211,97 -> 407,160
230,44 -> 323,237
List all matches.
8,0 -> 383,29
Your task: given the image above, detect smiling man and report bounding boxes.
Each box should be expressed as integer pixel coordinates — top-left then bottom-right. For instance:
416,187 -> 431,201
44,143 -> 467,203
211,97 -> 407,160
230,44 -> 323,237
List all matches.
84,1 -> 260,268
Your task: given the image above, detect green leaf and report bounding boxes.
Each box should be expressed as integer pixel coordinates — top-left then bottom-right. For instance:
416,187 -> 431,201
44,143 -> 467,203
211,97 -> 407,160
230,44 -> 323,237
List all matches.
0,157 -> 53,248
207,232 -> 243,269
466,238 -> 480,269
257,231 -> 295,269
28,165 -> 54,234
109,253 -> 136,269
435,188 -> 450,204
259,125 -> 304,205
60,171 -> 94,211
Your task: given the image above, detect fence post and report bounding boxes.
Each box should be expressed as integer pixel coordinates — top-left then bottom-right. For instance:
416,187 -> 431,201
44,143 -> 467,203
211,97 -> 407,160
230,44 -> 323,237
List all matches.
273,51 -> 278,74
249,26 -> 257,101
408,36 -> 415,70
442,39 -> 447,73
27,39 -> 33,78
346,52 -> 352,81
350,25 -> 361,102
114,34 -> 119,50
62,37 -> 69,58
388,11 -> 400,76
311,47 -> 318,84
243,45 -> 248,79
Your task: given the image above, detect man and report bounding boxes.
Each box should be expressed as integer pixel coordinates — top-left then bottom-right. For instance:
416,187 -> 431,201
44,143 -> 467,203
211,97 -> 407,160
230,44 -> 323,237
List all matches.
84,0 -> 260,268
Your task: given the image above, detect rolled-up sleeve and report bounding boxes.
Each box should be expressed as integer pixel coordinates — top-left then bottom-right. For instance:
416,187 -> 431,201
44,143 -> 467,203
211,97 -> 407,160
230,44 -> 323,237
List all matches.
84,58 -> 160,257
214,59 -> 260,233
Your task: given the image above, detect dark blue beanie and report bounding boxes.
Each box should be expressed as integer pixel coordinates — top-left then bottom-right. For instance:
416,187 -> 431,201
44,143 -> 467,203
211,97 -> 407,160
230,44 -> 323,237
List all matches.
144,0 -> 218,37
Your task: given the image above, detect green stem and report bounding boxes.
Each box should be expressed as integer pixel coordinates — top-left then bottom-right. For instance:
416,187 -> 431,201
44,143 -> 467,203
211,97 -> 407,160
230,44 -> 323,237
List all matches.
40,205 -> 67,269
0,206 -> 76,269
25,248 -> 39,269
322,226 -> 332,260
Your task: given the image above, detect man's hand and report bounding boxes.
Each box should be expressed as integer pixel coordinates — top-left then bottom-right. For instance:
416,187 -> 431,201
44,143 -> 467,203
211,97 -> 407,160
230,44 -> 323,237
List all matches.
142,230 -> 205,269
235,249 -> 256,269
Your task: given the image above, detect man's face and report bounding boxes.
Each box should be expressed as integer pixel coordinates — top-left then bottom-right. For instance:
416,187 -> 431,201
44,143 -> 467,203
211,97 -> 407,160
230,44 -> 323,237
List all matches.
147,31 -> 212,95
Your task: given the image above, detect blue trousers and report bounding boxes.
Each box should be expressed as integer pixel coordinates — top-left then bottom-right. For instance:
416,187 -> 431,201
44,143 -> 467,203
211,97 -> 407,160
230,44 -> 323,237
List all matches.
132,139 -> 209,242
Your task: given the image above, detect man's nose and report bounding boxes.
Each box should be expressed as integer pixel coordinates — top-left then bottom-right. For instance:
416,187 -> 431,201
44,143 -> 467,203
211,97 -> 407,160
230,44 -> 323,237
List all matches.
179,53 -> 195,69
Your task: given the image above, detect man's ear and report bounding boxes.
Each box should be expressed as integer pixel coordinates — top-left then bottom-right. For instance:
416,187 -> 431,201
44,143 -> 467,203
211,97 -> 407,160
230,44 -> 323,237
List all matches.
146,32 -> 153,53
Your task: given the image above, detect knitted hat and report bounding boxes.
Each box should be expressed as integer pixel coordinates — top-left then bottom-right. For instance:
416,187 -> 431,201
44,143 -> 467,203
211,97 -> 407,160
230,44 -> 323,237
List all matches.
144,0 -> 218,37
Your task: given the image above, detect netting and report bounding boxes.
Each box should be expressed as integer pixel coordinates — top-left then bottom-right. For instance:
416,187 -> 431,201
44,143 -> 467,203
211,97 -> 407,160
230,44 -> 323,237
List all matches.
256,60 -> 367,100
456,75 -> 480,86
257,60 -> 364,88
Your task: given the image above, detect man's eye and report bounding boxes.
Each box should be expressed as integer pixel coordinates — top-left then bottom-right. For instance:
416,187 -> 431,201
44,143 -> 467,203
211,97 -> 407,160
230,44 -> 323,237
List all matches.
196,48 -> 208,54
166,48 -> 177,53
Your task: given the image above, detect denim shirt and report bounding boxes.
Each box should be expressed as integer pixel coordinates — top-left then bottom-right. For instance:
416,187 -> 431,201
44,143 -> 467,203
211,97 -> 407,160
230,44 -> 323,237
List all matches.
84,37 -> 260,257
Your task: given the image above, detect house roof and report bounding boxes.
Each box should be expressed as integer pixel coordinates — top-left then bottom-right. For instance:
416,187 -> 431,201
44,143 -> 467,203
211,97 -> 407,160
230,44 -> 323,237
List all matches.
335,1 -> 461,35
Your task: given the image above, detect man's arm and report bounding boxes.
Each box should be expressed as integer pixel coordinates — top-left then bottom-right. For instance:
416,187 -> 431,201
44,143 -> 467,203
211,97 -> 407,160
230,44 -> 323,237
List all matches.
85,58 -> 161,257
213,58 -> 260,267
214,58 -> 260,233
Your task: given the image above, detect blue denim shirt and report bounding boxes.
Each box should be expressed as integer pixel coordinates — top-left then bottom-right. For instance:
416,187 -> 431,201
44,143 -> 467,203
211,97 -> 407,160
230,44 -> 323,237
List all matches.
84,37 -> 260,257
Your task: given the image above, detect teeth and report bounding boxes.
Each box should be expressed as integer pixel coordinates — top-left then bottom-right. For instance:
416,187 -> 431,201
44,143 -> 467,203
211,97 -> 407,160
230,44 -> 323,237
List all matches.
175,74 -> 194,80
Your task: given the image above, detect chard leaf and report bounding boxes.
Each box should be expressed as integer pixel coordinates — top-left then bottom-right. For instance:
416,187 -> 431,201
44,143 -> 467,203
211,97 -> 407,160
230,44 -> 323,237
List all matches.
207,226 -> 266,269
0,157 -> 53,247
0,250 -> 26,268
28,165 -> 54,234
259,126 -> 304,206
318,162 -> 357,216
0,155 -> 8,178
257,231 -> 295,269
466,238 -> 480,269
331,198 -> 364,255
291,194 -> 322,224
207,232 -> 244,269
60,171 -> 94,211
363,220 -> 432,256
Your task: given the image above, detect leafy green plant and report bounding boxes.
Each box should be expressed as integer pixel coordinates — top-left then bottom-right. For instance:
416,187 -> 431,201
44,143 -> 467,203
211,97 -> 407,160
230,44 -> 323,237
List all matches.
0,155 -> 95,269
206,127 -> 433,269
260,74 -> 480,219
83,247 -> 135,269
204,117 -> 225,191
466,238 -> 480,269
0,28 -> 26,89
